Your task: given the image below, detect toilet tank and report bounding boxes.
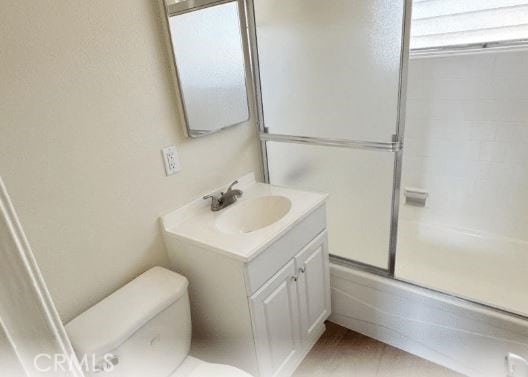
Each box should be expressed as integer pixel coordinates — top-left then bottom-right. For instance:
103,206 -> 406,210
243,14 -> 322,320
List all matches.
65,267 -> 191,377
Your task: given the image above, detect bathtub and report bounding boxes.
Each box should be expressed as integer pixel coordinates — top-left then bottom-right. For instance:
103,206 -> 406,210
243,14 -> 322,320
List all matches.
328,221 -> 528,377
397,220 -> 528,317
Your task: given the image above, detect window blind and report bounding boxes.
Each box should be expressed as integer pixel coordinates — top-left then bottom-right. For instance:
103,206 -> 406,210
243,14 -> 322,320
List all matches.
411,0 -> 528,50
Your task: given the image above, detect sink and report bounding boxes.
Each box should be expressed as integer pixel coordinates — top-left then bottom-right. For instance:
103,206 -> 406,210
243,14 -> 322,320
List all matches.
161,173 -> 328,261
215,195 -> 292,234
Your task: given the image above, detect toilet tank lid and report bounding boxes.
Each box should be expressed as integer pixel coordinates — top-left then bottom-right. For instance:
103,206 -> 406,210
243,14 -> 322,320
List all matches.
65,266 -> 188,356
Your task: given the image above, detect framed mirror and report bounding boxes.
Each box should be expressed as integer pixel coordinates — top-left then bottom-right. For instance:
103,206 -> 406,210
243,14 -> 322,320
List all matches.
164,0 -> 251,138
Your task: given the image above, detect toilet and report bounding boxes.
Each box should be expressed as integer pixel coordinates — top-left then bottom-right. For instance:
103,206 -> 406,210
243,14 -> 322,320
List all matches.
65,267 -> 253,377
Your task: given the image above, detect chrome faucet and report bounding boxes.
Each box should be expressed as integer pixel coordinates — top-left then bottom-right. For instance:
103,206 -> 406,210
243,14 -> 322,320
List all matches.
203,180 -> 243,211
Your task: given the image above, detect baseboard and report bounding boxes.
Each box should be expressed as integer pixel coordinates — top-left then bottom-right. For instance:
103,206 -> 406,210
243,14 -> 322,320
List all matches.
329,264 -> 528,377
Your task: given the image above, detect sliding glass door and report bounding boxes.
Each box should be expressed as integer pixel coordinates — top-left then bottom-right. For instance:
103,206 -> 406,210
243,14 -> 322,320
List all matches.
250,0 -> 527,318
395,0 -> 528,317
250,0 -> 408,270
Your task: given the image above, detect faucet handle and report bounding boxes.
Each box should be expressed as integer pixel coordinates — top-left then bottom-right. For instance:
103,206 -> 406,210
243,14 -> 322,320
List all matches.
203,193 -> 220,202
203,193 -> 221,211
226,180 -> 239,192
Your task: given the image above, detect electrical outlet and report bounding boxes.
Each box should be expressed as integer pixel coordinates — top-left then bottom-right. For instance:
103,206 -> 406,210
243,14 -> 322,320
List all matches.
161,146 -> 181,176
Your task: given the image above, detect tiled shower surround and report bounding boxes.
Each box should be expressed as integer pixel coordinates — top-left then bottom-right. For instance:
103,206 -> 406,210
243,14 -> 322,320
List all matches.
396,49 -> 528,316
402,49 -> 528,241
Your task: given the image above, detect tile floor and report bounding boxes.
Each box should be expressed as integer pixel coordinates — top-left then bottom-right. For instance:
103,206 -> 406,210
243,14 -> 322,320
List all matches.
293,321 -> 465,377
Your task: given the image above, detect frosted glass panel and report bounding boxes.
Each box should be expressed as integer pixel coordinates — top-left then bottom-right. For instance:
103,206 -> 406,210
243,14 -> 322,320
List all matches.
267,142 -> 395,268
254,0 -> 404,141
169,2 -> 249,136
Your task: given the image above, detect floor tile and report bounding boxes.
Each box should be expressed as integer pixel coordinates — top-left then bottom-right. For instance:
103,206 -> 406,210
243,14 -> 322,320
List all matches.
293,322 -> 465,377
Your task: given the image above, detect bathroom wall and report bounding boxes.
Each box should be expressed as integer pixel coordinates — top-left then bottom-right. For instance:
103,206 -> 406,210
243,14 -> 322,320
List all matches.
402,49 -> 528,241
0,0 -> 261,322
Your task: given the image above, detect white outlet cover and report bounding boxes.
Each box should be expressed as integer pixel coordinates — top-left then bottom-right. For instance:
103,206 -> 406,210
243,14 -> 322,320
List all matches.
162,146 -> 181,176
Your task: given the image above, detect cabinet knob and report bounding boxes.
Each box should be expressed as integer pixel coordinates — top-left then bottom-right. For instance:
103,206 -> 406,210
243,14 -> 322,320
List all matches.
299,267 -> 305,274
291,275 -> 298,282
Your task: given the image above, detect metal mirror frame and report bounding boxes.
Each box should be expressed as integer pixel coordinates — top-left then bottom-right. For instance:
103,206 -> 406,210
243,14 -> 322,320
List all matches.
162,0 -> 253,138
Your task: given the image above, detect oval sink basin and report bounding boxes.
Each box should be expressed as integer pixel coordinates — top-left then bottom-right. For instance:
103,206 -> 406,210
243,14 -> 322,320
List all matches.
215,195 -> 292,234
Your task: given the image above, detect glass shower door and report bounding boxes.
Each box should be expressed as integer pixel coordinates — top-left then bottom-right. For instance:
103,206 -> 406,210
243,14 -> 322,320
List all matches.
250,0 -> 407,269
396,34 -> 528,316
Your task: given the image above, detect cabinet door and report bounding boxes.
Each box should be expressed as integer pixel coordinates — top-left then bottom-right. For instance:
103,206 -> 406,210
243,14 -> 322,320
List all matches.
295,231 -> 331,344
250,260 -> 301,377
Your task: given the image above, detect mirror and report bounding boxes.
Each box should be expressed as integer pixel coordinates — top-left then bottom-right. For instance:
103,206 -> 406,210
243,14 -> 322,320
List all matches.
164,0 -> 250,138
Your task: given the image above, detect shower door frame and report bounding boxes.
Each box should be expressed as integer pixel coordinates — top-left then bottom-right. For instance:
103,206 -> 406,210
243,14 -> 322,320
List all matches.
245,0 -> 412,276
244,0 -> 528,321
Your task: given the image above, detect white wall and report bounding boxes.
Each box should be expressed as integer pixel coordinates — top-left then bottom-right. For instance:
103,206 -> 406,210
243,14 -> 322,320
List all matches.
402,49 -> 528,241
0,0 -> 261,322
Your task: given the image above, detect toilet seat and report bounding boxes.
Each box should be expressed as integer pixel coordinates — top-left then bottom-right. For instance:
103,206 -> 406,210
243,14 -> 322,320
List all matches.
171,356 -> 254,377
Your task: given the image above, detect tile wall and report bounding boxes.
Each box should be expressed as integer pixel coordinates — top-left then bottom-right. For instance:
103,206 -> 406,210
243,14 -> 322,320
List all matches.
402,49 -> 528,241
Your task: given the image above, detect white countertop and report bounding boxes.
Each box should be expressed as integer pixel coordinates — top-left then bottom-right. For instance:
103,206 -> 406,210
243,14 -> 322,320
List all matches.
160,173 -> 327,262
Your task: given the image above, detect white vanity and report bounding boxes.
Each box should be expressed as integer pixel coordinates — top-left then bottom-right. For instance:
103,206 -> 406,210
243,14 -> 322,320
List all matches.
161,173 -> 330,377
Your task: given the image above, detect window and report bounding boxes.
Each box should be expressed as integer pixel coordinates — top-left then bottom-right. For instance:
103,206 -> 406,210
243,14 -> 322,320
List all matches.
411,0 -> 528,50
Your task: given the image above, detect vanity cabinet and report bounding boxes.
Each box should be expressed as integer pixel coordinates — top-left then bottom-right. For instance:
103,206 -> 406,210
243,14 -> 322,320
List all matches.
250,260 -> 300,377
295,233 -> 331,343
161,179 -> 329,377
250,232 -> 330,377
